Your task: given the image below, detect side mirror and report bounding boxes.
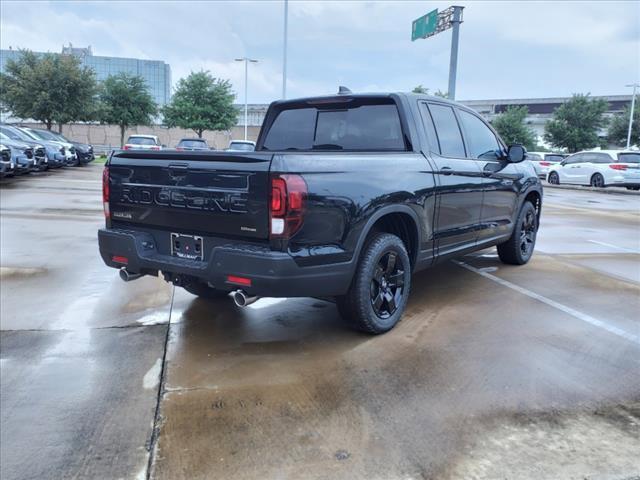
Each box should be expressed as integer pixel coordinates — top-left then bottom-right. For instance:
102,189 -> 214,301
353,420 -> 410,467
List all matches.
507,144 -> 526,163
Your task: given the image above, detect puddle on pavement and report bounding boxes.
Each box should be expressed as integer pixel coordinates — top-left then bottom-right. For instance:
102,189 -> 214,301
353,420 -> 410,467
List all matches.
0,266 -> 48,278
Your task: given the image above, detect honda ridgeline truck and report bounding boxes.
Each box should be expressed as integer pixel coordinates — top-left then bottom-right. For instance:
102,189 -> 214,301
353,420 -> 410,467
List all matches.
99,91 -> 542,334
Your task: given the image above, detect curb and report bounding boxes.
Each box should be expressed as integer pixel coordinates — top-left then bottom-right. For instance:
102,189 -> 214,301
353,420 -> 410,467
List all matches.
542,182 -> 640,196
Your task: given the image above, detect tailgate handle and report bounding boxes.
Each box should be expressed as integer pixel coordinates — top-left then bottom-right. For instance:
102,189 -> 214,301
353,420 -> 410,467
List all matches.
168,164 -> 189,177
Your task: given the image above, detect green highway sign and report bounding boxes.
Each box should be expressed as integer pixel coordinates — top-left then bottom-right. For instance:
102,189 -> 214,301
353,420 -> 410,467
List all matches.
412,9 -> 438,41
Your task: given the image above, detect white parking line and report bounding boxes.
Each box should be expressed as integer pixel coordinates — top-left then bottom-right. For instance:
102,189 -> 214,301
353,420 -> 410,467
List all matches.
453,260 -> 640,346
587,240 -> 640,254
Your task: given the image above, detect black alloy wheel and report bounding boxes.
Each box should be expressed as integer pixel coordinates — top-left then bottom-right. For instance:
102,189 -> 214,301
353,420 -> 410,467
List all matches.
548,172 -> 559,185
519,208 -> 536,259
370,251 -> 405,319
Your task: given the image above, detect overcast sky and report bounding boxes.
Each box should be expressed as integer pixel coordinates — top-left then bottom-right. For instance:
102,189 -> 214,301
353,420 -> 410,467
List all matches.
1,1 -> 638,103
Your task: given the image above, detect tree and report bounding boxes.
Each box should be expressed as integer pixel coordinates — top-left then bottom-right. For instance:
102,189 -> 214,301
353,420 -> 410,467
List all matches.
412,85 -> 448,98
608,105 -> 639,147
0,50 -> 98,130
544,93 -> 608,153
162,71 -> 237,138
99,73 -> 157,147
491,106 -> 537,150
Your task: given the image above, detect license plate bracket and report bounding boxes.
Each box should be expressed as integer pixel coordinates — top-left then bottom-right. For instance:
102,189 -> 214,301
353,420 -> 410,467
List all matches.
171,233 -> 203,261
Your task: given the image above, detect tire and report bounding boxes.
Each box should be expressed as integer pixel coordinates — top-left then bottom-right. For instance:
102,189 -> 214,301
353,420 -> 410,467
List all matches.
590,173 -> 605,188
336,233 -> 411,334
626,186 -> 640,191
548,171 -> 560,185
182,280 -> 230,299
497,201 -> 538,265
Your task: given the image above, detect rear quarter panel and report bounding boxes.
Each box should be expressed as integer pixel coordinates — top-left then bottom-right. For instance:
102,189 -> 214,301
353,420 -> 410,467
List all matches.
271,152 -> 436,266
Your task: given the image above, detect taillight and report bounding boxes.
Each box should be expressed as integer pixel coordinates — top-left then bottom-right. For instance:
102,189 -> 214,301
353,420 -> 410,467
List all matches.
609,164 -> 627,171
176,147 -> 184,151
102,167 -> 110,218
151,146 -> 160,150
269,174 -> 307,238
539,161 -> 551,167
123,145 -> 130,150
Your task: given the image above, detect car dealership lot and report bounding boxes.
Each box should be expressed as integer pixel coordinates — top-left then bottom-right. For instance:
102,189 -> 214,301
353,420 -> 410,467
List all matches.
1,166 -> 639,480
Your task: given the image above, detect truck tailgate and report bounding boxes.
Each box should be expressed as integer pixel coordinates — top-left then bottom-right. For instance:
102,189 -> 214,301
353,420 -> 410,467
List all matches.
107,151 -> 273,239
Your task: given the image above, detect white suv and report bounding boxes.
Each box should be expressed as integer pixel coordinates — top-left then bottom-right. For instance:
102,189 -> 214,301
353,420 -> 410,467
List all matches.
123,135 -> 162,151
547,150 -> 640,190
527,151 -> 566,178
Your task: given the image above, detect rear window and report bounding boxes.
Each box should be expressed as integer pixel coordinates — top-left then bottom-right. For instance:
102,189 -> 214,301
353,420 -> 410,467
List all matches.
178,139 -> 207,148
545,154 -> 564,162
262,101 -> 405,151
618,153 -> 640,163
128,137 -> 156,145
229,142 -> 254,151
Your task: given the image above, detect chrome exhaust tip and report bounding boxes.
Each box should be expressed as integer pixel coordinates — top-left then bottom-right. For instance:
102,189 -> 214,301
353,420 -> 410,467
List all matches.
232,290 -> 259,307
119,268 -> 143,282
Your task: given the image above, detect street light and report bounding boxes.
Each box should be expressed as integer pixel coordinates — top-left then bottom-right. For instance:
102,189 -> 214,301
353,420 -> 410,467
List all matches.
235,57 -> 258,141
625,83 -> 639,150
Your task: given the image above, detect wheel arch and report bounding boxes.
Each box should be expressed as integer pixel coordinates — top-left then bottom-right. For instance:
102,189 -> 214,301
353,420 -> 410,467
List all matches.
353,205 -> 421,272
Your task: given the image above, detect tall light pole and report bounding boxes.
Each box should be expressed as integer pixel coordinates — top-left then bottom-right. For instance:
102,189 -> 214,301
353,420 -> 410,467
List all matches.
625,83 -> 639,149
447,6 -> 464,100
235,57 -> 258,140
282,0 -> 288,99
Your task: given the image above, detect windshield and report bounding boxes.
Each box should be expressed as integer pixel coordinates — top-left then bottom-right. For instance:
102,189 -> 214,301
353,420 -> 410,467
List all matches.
262,100 -> 406,151
51,132 -> 71,142
128,137 -> 157,145
179,139 -> 207,148
618,153 -> 640,163
26,129 -> 57,141
0,126 -> 29,141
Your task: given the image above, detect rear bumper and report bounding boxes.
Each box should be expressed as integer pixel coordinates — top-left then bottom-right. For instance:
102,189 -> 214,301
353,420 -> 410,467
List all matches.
98,228 -> 354,297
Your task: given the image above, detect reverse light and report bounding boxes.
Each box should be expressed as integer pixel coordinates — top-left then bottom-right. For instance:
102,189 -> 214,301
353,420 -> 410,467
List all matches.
269,174 -> 307,238
102,167 -> 110,218
609,164 -> 627,171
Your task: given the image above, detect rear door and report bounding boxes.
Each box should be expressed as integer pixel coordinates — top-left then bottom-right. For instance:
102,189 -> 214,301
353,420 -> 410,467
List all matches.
108,151 -> 273,239
419,102 -> 483,256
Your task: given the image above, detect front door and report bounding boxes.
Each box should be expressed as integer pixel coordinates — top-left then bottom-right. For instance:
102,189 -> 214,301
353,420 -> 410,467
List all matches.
455,108 -> 520,243
419,102 -> 484,256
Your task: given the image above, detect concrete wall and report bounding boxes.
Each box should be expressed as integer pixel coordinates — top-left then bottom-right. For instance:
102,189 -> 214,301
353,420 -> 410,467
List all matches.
16,123 -> 261,153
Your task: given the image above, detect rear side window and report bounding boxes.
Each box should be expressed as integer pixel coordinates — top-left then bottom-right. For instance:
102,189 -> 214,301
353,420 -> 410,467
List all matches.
428,104 -> 466,158
262,102 -> 405,151
458,109 -> 500,159
564,154 -> 583,165
618,153 -> 640,163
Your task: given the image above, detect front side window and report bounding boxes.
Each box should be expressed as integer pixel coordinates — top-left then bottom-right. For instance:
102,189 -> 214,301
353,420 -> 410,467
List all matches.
262,101 -> 405,151
564,154 -> 583,165
428,104 -> 466,158
458,110 -> 501,160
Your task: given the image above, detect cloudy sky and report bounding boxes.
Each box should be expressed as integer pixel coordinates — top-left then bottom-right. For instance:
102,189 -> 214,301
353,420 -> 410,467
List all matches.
1,1 -> 638,103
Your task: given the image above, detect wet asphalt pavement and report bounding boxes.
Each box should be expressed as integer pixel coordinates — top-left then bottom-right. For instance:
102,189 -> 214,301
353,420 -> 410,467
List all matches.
1,165 -> 639,480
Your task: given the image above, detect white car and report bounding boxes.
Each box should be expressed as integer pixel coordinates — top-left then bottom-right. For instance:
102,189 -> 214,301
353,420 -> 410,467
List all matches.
124,135 -> 162,151
547,150 -> 640,190
227,140 -> 255,152
526,151 -> 566,178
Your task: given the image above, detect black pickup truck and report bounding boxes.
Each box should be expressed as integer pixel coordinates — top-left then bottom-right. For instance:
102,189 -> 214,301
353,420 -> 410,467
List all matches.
99,91 -> 542,334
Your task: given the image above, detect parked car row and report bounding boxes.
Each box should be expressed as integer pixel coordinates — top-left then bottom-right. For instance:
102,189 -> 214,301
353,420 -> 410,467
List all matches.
0,124 -> 94,178
121,135 -> 256,152
545,150 -> 640,190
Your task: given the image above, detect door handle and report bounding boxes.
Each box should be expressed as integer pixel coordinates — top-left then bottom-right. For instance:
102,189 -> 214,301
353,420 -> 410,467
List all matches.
440,167 -> 453,175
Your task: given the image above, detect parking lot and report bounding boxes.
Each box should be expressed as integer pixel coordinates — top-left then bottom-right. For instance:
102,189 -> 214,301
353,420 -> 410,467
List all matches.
1,165 -> 639,479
